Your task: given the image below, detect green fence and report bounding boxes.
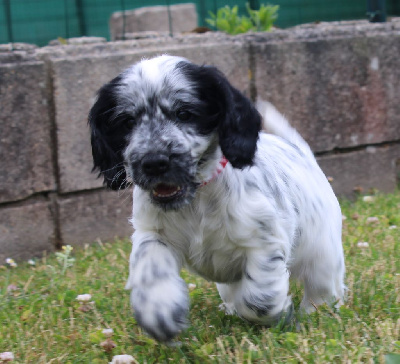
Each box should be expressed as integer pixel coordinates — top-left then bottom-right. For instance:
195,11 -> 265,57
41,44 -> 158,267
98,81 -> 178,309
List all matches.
1,0 -> 399,46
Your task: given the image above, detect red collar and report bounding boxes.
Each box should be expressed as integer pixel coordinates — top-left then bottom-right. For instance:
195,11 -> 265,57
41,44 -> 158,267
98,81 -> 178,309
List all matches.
200,156 -> 229,187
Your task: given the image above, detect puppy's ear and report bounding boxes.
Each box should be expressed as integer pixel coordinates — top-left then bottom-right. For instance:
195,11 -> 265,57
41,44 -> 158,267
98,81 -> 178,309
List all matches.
178,62 -> 261,168
217,79 -> 261,168
88,75 -> 128,190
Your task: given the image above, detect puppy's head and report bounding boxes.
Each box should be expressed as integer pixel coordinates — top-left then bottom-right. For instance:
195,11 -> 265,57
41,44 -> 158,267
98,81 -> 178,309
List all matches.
89,55 -> 261,209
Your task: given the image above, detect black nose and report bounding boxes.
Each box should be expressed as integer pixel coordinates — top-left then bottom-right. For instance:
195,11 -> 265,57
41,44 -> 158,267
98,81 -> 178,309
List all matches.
141,154 -> 170,176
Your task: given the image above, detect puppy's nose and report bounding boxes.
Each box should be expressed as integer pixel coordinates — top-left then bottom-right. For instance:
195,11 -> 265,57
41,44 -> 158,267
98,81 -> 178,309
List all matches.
141,154 -> 170,176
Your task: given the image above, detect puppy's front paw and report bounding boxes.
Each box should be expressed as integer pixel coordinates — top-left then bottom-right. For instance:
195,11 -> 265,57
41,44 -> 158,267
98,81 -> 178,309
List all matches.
130,276 -> 189,342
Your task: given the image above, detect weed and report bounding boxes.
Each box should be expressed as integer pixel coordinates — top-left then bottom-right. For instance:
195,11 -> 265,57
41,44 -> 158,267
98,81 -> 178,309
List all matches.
55,245 -> 75,275
246,3 -> 279,31
206,3 -> 279,35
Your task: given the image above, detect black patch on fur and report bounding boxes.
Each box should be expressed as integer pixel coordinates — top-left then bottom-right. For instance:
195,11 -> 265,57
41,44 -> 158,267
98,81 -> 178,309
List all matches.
176,62 -> 261,168
141,239 -> 166,247
244,291 -> 278,317
172,304 -> 188,326
256,253 -> 285,273
152,262 -> 169,279
244,270 -> 254,281
135,289 -> 147,304
134,239 -> 166,261
88,75 -> 131,190
155,313 -> 176,342
134,307 -> 186,342
270,255 -> 284,263
257,219 -> 272,233
134,310 -> 142,326
230,269 -> 245,283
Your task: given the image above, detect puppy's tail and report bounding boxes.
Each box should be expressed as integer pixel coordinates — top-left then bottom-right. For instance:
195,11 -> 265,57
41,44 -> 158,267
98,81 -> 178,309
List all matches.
256,100 -> 312,156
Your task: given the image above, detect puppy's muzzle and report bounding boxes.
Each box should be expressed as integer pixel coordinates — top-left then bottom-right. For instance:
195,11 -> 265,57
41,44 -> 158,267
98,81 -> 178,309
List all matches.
139,153 -> 187,205
141,153 -> 170,177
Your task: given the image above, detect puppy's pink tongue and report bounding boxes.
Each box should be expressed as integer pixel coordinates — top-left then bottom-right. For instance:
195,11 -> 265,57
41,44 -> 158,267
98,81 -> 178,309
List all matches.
153,184 -> 180,197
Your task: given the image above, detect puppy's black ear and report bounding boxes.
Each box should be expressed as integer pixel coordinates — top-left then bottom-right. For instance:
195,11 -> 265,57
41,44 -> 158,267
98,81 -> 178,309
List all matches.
177,62 -> 261,168
88,75 -> 129,190
215,72 -> 261,169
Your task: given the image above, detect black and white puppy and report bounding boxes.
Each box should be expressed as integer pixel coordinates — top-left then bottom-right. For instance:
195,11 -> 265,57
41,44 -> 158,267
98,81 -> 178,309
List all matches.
89,55 -> 345,342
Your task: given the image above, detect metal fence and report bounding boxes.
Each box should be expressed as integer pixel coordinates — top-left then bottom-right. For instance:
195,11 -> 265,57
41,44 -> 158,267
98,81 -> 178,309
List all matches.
1,0 -> 399,46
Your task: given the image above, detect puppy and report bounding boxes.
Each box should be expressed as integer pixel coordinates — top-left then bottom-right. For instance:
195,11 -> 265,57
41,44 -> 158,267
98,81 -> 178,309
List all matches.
89,55 -> 345,342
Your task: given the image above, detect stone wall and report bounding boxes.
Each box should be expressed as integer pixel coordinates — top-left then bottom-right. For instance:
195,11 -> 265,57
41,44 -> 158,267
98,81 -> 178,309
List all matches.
109,3 -> 198,41
1,19 -> 400,261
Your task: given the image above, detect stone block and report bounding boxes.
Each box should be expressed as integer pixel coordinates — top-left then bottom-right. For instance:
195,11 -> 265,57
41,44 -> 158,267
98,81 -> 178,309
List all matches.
317,144 -> 400,197
253,35 -> 400,152
58,189 -> 133,246
48,36 -> 107,46
0,200 -> 56,261
110,3 -> 198,40
50,39 -> 249,193
0,60 -> 55,203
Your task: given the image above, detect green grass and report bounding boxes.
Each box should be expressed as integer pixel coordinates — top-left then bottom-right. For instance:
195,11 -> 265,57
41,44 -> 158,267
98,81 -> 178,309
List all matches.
1,192 -> 400,363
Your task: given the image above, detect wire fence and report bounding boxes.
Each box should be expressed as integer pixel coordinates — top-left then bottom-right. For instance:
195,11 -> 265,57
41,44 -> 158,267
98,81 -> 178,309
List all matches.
1,0 -> 399,46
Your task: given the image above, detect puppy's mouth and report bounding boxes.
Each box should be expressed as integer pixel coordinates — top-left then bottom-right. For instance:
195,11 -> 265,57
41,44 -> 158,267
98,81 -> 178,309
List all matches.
151,183 -> 186,203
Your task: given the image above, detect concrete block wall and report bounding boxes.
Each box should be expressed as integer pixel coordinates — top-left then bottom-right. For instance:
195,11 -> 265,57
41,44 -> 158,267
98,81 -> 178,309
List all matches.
1,19 -> 399,261
109,3 -> 198,41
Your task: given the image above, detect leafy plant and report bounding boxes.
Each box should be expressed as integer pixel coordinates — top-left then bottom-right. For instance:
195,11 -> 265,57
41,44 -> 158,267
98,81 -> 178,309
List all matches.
246,3 -> 279,31
206,5 -> 253,35
55,245 -> 75,275
206,3 -> 279,35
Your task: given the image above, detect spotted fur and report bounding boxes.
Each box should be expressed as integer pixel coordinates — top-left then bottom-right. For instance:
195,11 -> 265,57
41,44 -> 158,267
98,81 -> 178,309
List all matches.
89,55 -> 345,342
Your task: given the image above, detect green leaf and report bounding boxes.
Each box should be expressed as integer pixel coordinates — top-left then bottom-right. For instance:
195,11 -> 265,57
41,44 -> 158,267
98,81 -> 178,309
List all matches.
205,18 -> 215,27
88,329 -> 105,344
326,338 -> 339,347
200,342 -> 215,355
231,5 -> 238,16
215,19 -> 231,33
20,309 -> 32,321
57,37 -> 68,45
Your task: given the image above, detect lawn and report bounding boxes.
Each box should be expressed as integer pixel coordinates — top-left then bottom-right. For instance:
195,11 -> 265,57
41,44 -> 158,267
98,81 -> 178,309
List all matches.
1,192 -> 399,363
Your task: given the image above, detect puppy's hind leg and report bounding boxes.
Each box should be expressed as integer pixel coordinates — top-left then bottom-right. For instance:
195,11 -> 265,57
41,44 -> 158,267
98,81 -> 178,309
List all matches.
299,242 -> 345,313
217,282 -> 238,316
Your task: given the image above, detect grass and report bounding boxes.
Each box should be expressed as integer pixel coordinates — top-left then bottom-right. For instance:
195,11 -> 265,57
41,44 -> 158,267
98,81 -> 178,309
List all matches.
1,191 -> 400,363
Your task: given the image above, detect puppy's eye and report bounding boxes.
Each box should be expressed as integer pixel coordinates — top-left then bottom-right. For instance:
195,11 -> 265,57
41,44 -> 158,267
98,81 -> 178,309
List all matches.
125,119 -> 135,130
119,118 -> 135,132
108,113 -> 135,131
176,110 -> 192,122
